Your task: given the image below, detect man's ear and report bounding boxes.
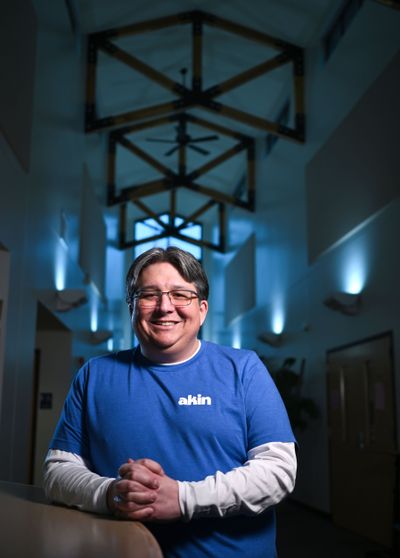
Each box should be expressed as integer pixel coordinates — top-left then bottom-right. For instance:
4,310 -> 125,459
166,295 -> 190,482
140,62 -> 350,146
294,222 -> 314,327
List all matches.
199,300 -> 208,326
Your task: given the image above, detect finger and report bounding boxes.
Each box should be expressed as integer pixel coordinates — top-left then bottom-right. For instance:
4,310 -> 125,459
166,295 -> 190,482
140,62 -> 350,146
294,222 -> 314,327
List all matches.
121,470 -> 160,489
119,465 -> 160,489
118,478 -> 157,493
118,500 -> 156,515
125,507 -> 155,521
136,458 -> 164,476
120,490 -> 157,506
115,478 -> 144,495
119,458 -> 163,477
112,479 -> 150,506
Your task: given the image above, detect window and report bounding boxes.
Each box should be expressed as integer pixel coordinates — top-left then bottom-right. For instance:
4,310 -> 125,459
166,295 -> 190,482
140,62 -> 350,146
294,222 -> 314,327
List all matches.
133,213 -> 203,261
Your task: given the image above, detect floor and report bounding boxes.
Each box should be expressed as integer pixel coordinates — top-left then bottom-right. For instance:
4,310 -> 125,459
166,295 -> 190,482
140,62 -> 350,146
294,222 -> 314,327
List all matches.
275,499 -> 398,558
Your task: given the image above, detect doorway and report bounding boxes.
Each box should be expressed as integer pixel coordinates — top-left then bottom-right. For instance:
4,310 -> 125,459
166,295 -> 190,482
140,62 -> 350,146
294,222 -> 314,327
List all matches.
29,303 -> 73,486
326,332 -> 398,548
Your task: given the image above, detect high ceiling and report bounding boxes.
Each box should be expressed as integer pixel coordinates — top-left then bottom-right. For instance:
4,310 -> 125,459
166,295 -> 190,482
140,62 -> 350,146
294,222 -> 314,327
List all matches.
74,0 -> 338,249
77,0 -> 336,45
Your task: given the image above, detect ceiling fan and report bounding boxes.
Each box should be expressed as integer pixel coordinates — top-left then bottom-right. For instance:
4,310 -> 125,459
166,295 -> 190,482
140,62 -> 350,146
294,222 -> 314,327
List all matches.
146,116 -> 219,156
145,69 -> 219,157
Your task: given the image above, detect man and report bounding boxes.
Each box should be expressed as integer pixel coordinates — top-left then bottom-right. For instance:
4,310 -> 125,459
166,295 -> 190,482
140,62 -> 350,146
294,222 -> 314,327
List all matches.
44,246 -> 297,557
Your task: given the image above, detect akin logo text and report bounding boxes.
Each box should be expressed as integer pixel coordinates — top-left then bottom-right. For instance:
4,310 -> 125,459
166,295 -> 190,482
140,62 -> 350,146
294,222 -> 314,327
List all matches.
178,394 -> 212,406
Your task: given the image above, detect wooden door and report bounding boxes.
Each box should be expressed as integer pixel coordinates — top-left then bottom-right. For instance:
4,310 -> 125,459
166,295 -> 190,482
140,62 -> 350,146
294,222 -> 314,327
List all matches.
327,333 -> 398,548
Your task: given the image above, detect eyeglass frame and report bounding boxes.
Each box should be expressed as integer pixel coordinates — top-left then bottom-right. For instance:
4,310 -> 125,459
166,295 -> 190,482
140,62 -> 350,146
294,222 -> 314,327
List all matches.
131,289 -> 200,308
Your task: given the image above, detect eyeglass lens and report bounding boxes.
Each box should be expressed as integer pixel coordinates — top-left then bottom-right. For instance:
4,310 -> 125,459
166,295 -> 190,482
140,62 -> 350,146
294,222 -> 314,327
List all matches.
136,290 -> 197,307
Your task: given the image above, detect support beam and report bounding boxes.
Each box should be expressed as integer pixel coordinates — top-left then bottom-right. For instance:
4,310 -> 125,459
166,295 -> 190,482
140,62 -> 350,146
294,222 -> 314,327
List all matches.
119,136 -> 172,176
118,185 -> 226,253
85,37 -> 98,129
201,11 -> 294,50
247,139 -> 256,210
100,40 -> 187,95
89,9 -> 307,253
85,9 -> 305,142
108,112 -> 255,212
192,16 -> 203,91
115,115 -> 177,137
118,203 -> 127,247
133,199 -> 169,230
185,114 -> 247,141
96,12 -> 191,40
176,199 -> 217,230
123,180 -> 170,202
206,52 -> 291,97
88,100 -> 190,133
188,143 -> 246,180
293,49 -> 305,140
218,202 -> 226,252
178,143 -> 186,176
201,100 -> 303,142
186,181 -> 252,210
170,188 -> 177,224
107,137 -> 117,204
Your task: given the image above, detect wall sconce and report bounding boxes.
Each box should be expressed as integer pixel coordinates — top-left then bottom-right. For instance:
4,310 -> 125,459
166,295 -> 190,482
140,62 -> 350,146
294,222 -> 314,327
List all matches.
90,330 -> 113,345
55,289 -> 88,312
258,332 -> 283,348
323,291 -> 361,316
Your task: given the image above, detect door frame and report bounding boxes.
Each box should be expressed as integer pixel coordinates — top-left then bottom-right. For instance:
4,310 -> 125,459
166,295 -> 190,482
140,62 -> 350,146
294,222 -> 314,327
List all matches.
326,330 -> 398,549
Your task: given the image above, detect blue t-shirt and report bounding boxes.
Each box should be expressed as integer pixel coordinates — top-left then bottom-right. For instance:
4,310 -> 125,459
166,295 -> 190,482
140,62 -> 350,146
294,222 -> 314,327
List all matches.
50,341 -> 295,558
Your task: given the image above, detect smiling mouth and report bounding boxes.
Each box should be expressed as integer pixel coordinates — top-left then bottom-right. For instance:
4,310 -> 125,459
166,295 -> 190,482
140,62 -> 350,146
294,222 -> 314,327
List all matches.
152,321 -> 179,326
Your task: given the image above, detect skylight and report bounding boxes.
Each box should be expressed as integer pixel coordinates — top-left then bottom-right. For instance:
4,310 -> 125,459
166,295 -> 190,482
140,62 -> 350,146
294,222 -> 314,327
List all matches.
134,213 -> 203,261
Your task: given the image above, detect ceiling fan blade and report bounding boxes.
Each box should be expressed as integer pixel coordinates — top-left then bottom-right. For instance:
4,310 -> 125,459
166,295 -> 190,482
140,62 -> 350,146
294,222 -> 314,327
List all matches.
189,135 -> 219,143
164,144 -> 180,156
146,138 -> 176,144
188,144 -> 209,155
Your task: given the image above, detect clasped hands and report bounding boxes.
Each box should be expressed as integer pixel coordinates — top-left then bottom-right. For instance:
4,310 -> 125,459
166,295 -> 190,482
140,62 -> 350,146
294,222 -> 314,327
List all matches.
107,458 -> 181,522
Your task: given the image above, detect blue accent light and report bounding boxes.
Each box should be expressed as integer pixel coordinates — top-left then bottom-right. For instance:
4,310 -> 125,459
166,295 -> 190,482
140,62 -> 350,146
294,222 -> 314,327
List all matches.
342,248 -> 366,294
90,285 -> 99,332
54,241 -> 67,291
271,304 -> 284,335
232,323 -> 242,349
345,271 -> 364,294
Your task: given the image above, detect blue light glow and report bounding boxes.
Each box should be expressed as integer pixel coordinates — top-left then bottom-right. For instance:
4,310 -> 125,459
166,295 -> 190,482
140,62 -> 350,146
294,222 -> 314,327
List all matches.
90,286 -> 98,332
345,272 -> 364,294
232,324 -> 242,349
107,338 -> 114,351
54,241 -> 67,291
341,248 -> 366,294
271,301 -> 285,335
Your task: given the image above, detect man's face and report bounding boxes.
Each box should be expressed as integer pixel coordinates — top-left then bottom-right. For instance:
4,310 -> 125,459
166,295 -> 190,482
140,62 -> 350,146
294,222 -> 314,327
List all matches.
132,262 -> 208,363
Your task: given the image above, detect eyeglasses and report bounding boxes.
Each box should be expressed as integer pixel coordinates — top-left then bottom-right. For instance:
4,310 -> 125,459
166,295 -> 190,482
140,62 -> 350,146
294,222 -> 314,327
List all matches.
133,289 -> 199,308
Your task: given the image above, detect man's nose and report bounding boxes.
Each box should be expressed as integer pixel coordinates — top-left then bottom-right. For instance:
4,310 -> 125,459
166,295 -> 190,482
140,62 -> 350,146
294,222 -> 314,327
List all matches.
158,291 -> 174,311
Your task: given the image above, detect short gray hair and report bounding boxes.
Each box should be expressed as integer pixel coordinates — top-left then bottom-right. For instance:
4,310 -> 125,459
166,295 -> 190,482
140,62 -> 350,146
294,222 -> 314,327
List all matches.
126,247 -> 209,305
